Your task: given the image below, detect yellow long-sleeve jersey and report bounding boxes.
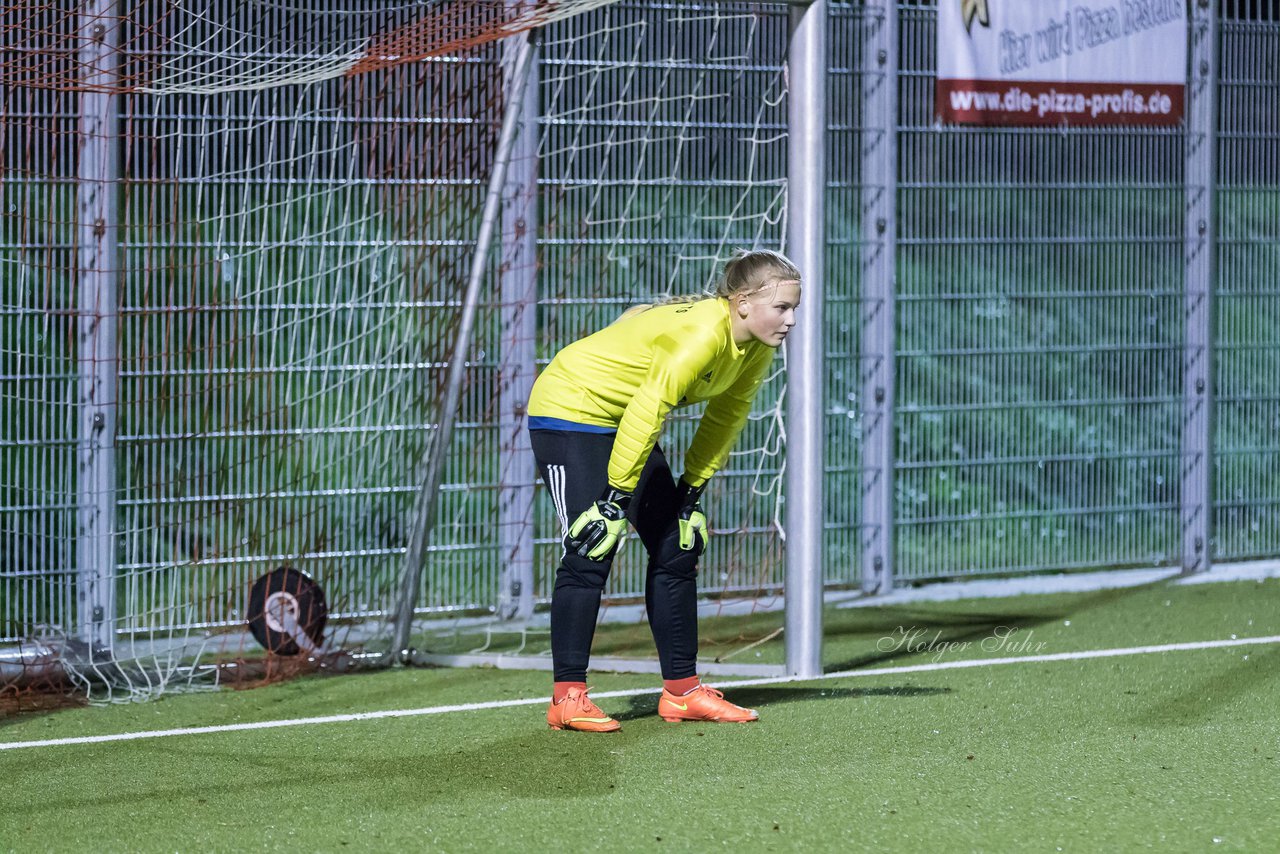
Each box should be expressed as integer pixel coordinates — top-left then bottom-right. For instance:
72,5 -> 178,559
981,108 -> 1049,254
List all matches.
527,297 -> 775,491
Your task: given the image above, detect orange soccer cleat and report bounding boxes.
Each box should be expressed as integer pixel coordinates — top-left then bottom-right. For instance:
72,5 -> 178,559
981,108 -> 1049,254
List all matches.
659,683 -> 759,723
546,686 -> 621,732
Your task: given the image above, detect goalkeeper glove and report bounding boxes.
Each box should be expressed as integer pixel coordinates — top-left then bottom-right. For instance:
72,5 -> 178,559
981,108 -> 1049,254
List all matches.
566,487 -> 633,560
676,478 -> 709,553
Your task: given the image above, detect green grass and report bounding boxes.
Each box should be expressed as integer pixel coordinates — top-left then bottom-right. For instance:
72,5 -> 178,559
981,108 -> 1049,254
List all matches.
3,575 -> 1279,851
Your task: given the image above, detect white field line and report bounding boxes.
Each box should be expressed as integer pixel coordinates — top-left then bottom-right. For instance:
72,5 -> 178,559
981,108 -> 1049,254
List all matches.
3,634 -> 1278,752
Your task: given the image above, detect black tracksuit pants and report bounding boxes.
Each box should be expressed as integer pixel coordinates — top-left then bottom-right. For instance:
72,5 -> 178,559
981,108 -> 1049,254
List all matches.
530,429 -> 702,683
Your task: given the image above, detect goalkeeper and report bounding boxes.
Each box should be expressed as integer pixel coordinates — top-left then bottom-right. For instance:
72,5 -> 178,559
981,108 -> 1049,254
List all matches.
528,248 -> 802,732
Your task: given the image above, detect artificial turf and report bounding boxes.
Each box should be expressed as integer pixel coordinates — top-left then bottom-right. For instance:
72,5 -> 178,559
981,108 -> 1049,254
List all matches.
2,576 -> 1278,852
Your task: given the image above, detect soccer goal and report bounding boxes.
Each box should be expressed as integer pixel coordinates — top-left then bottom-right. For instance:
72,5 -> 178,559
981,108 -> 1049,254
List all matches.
1,0 -> 863,703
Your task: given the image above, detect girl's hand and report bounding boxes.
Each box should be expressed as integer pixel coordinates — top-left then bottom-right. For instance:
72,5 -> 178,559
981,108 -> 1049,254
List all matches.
565,487 -> 632,560
676,479 -> 709,553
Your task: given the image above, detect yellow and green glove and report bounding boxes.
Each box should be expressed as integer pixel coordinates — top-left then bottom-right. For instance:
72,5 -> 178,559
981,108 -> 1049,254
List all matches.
566,487 -> 632,560
676,478 -> 709,553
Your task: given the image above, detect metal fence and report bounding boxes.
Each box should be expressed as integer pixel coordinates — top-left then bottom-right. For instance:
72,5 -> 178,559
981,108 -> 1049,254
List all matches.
891,4 -> 1190,579
2,1 -> 1278,649
1215,5 -> 1280,561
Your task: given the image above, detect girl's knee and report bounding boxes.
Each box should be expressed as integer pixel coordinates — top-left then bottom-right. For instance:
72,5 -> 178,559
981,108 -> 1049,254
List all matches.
648,545 -> 700,581
555,554 -> 613,590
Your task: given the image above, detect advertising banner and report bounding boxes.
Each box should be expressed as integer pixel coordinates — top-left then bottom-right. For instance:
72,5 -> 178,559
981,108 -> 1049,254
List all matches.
936,0 -> 1187,127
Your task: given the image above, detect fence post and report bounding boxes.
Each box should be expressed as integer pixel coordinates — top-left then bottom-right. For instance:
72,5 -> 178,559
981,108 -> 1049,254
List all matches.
1182,0 -> 1217,576
497,27 -> 540,621
785,0 -> 827,679
860,0 -> 897,595
76,3 -> 121,657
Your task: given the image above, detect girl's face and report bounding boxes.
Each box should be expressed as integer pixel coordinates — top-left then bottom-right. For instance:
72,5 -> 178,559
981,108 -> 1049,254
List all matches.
734,280 -> 801,347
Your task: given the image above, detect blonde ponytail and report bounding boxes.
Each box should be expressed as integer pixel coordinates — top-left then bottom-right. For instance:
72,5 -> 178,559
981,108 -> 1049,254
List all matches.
647,248 -> 802,308
714,248 -> 802,298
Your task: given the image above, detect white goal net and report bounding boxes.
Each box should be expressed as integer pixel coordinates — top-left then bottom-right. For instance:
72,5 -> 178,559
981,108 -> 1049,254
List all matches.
1,1 -> 796,703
